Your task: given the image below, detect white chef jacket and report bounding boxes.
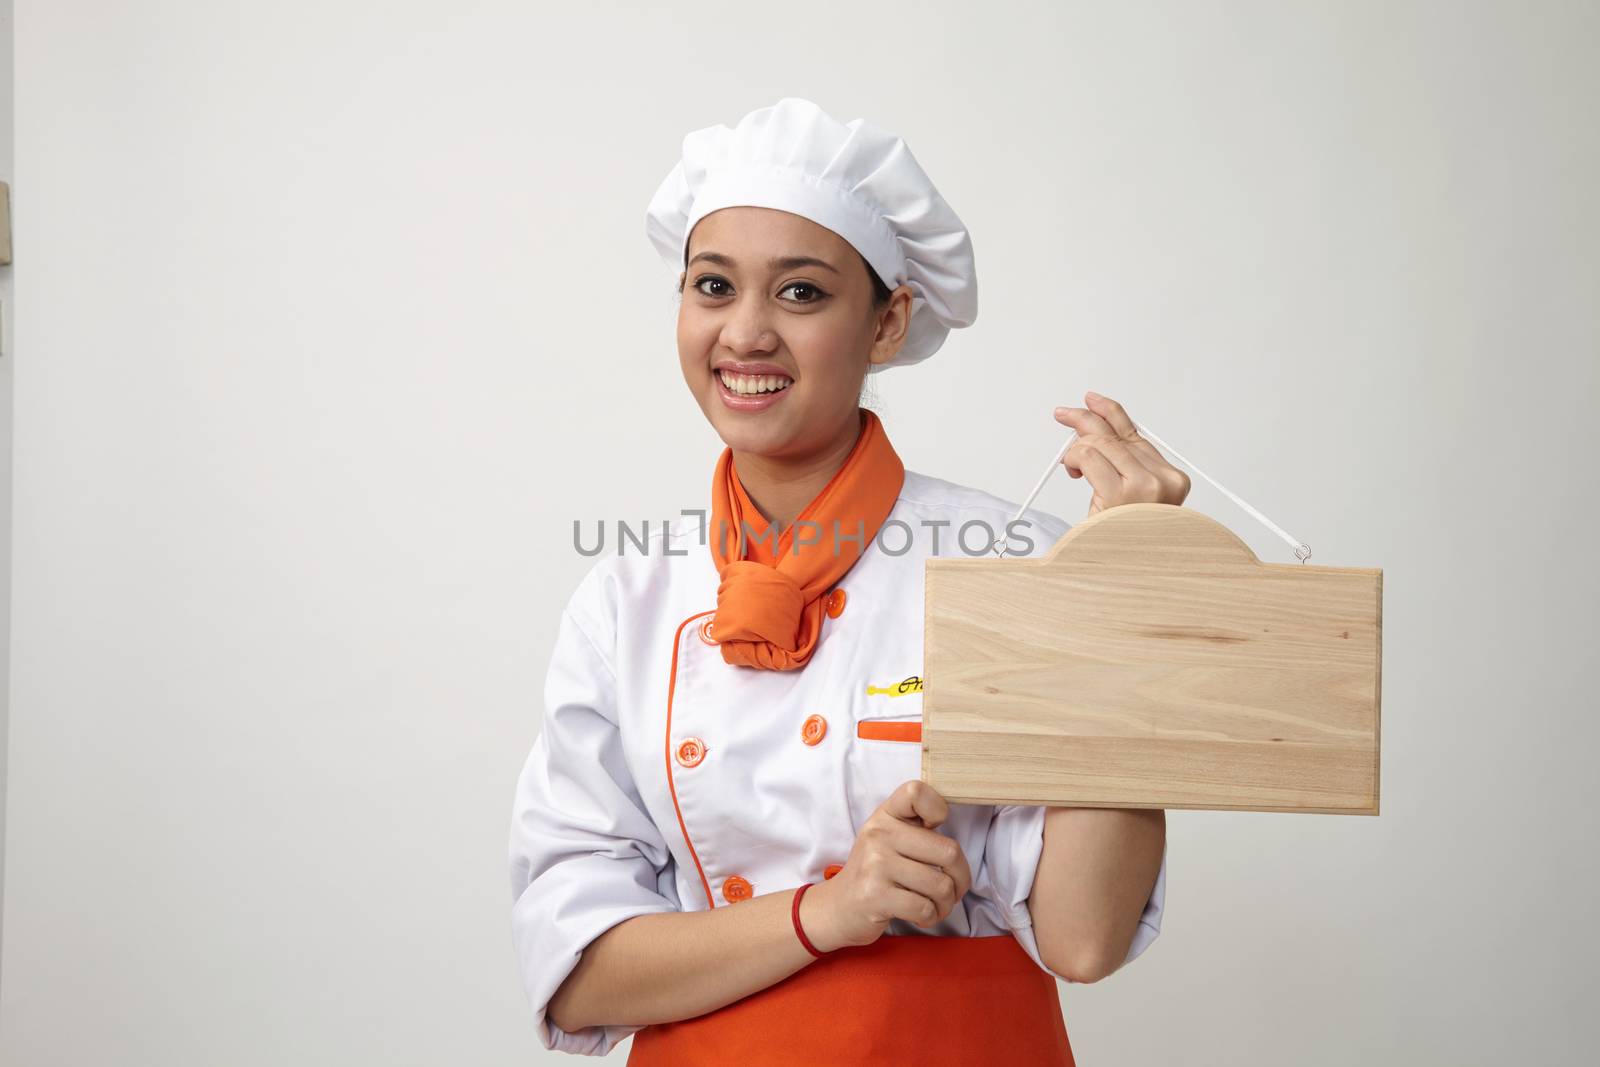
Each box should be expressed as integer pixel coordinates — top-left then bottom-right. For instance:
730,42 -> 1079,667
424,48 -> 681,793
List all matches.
508,468 -> 1168,1056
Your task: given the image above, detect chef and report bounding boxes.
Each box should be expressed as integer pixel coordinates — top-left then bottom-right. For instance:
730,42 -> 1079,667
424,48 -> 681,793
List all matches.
508,97 -> 1177,1065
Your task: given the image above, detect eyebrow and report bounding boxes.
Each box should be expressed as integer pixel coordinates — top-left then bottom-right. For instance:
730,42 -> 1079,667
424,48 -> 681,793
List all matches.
686,251 -> 841,275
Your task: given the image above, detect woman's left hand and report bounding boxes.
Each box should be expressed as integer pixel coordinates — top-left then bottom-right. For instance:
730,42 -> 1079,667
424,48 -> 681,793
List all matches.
1054,391 -> 1191,518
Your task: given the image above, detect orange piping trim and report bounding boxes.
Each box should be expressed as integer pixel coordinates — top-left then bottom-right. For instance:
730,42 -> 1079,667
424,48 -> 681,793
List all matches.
665,609 -> 718,911
857,720 -> 923,742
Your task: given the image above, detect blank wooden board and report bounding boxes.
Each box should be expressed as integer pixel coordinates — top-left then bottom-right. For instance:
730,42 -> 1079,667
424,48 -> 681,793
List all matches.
922,503 -> 1382,815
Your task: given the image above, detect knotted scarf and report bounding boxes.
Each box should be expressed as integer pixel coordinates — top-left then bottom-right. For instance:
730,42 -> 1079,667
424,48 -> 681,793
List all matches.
708,409 -> 904,670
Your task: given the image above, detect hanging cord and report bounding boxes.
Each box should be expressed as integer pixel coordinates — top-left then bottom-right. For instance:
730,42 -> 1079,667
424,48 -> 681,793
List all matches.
993,422 -> 1313,563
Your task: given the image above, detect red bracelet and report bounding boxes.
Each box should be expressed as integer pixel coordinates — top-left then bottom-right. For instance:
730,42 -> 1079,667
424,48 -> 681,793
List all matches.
791,882 -> 827,958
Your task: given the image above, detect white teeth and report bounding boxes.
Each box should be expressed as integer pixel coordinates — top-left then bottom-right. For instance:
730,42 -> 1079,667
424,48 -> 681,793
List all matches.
719,369 -> 792,395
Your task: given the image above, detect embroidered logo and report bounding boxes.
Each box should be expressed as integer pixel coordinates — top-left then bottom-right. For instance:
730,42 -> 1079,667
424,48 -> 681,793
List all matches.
865,675 -> 924,697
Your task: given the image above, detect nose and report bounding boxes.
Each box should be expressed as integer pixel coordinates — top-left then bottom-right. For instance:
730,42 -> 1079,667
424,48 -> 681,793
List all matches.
719,294 -> 779,357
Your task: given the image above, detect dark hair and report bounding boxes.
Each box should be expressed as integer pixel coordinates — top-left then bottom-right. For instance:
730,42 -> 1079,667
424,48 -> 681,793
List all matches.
859,251 -> 893,308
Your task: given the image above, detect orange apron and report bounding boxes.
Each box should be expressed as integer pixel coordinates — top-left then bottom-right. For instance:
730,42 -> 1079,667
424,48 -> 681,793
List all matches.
626,933 -> 1075,1066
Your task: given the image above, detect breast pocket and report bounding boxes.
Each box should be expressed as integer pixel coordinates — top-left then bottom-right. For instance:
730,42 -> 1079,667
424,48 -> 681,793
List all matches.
845,678 -> 926,827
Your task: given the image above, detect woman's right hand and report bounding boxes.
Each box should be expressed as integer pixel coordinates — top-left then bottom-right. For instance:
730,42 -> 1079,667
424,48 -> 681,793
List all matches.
798,779 -> 973,953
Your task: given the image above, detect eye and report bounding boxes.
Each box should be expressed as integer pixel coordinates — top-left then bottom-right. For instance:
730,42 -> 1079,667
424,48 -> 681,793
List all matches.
691,275 -> 733,298
780,282 -> 828,304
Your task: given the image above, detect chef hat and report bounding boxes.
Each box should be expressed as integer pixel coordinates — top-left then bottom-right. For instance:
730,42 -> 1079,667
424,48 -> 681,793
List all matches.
645,96 -> 978,372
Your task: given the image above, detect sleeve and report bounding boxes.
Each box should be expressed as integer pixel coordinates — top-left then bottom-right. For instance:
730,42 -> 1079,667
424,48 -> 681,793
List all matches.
976,803 -> 1166,983
508,588 -> 683,1056
972,506 -> 1164,981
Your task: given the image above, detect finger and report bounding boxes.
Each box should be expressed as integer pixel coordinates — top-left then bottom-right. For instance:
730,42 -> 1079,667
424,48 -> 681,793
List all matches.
1068,436 -> 1156,483
1084,392 -> 1156,458
1092,436 -> 1188,501
885,854 -> 961,915
1064,438 -> 1126,488
874,820 -> 967,876
885,886 -> 943,928
1117,432 -> 1176,476
1082,392 -> 1175,472
881,779 -> 949,830
1083,391 -> 1138,437
1070,440 -> 1126,510
1086,436 -> 1165,496
1058,406 -> 1168,483
1127,439 -> 1179,479
1053,405 -> 1115,438
939,841 -> 973,899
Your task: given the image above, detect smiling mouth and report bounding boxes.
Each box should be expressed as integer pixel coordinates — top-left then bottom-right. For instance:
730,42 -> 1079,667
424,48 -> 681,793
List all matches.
717,369 -> 793,395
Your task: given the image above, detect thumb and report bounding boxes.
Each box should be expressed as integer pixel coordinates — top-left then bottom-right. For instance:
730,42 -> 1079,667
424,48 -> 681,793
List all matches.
882,780 -> 948,830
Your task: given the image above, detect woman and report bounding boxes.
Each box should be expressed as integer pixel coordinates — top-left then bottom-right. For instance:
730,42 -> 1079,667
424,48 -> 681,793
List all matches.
509,97 -> 1181,1064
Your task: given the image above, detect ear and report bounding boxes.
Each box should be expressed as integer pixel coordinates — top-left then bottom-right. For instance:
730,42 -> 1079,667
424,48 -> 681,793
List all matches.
868,284 -> 915,366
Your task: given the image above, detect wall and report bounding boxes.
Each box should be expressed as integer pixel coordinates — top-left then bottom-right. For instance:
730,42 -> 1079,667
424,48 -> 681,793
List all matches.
3,2 -> 1596,1063
0,0 -> 14,989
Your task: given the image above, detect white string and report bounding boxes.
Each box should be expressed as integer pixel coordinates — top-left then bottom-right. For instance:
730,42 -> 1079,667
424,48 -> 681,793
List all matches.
994,422 -> 1313,563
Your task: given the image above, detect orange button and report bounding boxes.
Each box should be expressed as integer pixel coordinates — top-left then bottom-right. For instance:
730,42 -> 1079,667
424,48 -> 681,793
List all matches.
698,617 -> 717,645
823,863 -> 844,880
675,737 -> 707,768
826,588 -> 847,618
722,875 -> 753,903
801,714 -> 827,746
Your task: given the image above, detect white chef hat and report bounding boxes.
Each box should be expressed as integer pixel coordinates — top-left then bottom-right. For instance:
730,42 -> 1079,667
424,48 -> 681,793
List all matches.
645,96 -> 978,372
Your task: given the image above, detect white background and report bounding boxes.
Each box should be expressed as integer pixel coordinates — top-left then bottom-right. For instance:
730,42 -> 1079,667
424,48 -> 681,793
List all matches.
3,2 -> 1596,1063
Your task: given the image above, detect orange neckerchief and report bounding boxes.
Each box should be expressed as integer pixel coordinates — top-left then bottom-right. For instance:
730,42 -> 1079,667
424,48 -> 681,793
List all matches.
708,408 -> 904,670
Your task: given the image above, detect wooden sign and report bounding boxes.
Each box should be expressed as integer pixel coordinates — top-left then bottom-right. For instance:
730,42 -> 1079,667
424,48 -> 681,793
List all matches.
922,503 -> 1381,815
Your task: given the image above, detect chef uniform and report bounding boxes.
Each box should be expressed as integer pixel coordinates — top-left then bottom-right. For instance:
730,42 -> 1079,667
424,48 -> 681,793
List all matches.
508,97 -> 1167,1064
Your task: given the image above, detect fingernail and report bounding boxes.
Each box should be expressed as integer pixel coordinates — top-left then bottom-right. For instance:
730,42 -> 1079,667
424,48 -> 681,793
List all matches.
1054,406 -> 1070,416
1086,390 -> 1103,400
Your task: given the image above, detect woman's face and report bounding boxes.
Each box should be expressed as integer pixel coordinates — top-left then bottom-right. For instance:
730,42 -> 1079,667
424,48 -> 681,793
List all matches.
677,206 -> 912,460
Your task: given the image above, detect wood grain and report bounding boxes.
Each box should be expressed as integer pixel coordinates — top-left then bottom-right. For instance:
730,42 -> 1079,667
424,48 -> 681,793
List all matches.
922,503 -> 1381,814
